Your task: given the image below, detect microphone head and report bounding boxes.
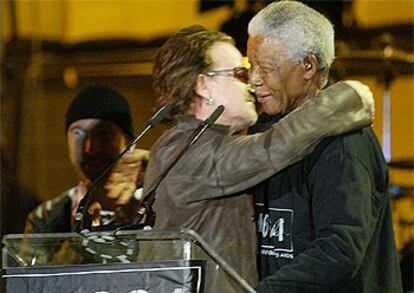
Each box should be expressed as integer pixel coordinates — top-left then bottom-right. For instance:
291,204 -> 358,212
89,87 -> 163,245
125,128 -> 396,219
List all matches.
205,105 -> 225,126
149,104 -> 173,127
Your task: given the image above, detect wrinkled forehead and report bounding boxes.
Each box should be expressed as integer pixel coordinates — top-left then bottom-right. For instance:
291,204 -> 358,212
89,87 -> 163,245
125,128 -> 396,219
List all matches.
248,36 -> 289,64
247,34 -> 264,54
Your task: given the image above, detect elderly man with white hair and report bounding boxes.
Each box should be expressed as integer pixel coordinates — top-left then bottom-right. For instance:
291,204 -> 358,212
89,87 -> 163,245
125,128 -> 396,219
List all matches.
247,1 -> 402,292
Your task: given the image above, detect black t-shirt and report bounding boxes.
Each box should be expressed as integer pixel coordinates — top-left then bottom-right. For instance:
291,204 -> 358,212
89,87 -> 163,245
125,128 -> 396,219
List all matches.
250,114 -> 402,293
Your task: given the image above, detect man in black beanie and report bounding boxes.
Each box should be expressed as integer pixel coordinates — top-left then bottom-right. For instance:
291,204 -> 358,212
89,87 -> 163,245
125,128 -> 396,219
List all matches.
25,84 -> 149,233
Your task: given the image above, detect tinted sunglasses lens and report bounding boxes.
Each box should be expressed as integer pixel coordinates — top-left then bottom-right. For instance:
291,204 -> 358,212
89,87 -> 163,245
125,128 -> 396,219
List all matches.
234,68 -> 249,83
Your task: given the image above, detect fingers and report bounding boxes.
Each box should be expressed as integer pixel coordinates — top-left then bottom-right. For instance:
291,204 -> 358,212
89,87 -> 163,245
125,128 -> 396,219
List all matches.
111,155 -> 143,173
116,187 -> 136,205
105,181 -> 136,205
105,161 -> 141,201
109,161 -> 142,184
109,149 -> 147,187
104,149 -> 149,205
76,148 -> 150,222
120,149 -> 150,164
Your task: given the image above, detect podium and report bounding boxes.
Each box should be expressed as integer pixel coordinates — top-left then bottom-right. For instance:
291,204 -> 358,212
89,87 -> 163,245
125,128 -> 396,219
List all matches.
2,229 -> 256,293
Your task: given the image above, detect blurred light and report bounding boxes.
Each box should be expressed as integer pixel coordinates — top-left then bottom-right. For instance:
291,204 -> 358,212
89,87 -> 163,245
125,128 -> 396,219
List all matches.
242,56 -> 250,69
63,66 -> 79,89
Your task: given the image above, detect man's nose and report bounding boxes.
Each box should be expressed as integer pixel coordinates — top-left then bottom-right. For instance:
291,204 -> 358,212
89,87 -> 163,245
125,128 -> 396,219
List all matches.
83,135 -> 104,154
83,136 -> 92,154
249,66 -> 263,87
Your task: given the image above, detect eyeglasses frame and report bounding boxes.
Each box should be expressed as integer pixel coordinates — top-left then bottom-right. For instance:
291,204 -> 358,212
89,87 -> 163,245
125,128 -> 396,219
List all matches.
203,67 -> 249,83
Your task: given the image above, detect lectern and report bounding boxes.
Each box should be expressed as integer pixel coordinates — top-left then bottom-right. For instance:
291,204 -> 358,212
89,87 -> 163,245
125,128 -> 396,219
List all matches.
2,229 -> 256,293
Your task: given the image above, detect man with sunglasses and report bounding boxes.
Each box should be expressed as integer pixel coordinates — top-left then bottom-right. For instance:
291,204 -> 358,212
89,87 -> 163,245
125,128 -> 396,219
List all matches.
144,25 -> 374,289
247,2 -> 402,292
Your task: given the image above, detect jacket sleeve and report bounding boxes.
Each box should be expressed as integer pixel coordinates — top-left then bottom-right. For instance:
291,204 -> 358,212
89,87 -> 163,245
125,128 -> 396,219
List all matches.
155,81 -> 373,203
213,81 -> 373,196
255,138 -> 384,293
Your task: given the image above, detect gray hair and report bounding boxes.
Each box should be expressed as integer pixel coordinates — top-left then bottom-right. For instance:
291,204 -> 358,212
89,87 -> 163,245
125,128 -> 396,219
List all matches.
248,0 -> 335,87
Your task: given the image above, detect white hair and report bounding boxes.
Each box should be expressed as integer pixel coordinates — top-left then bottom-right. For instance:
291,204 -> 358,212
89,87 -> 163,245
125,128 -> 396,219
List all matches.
248,0 -> 335,87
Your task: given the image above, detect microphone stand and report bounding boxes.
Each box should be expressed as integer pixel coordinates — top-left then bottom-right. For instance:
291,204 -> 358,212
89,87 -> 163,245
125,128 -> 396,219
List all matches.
74,104 -> 172,233
124,105 -> 225,230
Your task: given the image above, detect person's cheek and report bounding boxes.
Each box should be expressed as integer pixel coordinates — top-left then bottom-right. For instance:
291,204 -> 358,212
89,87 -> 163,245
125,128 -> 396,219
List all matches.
72,136 -> 85,167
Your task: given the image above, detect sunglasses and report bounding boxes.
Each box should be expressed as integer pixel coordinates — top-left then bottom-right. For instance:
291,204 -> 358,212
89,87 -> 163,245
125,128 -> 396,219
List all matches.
204,67 -> 249,84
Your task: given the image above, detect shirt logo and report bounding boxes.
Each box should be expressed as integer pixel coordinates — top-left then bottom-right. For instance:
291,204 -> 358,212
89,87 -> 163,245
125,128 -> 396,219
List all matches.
256,206 -> 294,253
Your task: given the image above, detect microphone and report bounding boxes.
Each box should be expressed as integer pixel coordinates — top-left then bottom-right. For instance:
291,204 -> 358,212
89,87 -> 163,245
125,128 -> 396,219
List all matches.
205,104 -> 225,125
186,104 -> 224,148
122,105 -> 225,230
128,104 -> 173,149
73,104 -> 172,233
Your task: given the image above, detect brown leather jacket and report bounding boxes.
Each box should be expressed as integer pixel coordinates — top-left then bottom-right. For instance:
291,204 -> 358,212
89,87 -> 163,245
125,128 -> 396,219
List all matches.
143,82 -> 373,286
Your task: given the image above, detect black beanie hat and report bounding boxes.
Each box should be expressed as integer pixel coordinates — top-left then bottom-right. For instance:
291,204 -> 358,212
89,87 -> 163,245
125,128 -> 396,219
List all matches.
65,84 -> 134,137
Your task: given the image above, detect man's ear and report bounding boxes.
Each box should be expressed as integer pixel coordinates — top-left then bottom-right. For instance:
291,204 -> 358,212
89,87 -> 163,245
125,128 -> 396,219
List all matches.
303,54 -> 318,80
195,74 -> 209,98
